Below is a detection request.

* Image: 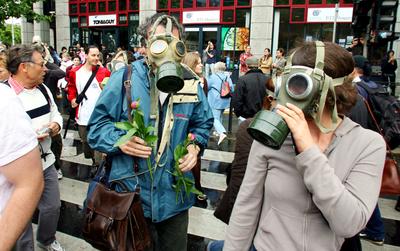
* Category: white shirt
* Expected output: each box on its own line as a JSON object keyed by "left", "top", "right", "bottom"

{"left": 75, "top": 67, "right": 102, "bottom": 125}
{"left": 0, "top": 85, "right": 38, "bottom": 215}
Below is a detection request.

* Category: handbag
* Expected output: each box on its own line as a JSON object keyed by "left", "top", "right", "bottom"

{"left": 82, "top": 65, "right": 151, "bottom": 250}
{"left": 364, "top": 98, "right": 400, "bottom": 195}
{"left": 216, "top": 74, "right": 231, "bottom": 98}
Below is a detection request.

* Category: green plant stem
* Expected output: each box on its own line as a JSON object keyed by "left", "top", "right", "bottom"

{"left": 147, "top": 157, "right": 153, "bottom": 180}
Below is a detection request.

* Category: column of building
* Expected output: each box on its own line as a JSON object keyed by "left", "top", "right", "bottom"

{"left": 55, "top": 0, "right": 71, "bottom": 51}
{"left": 140, "top": 0, "right": 157, "bottom": 26}
{"left": 249, "top": 0, "right": 274, "bottom": 58}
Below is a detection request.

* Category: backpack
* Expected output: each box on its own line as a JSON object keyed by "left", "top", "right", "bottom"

{"left": 216, "top": 74, "right": 231, "bottom": 99}
{"left": 358, "top": 81, "right": 400, "bottom": 149}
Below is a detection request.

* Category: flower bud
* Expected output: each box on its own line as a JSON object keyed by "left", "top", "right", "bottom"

{"left": 188, "top": 133, "right": 195, "bottom": 141}
{"left": 131, "top": 101, "right": 139, "bottom": 109}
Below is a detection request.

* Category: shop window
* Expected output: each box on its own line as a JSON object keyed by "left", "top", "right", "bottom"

{"left": 343, "top": 0, "right": 353, "bottom": 3}
{"left": 99, "top": 2, "right": 106, "bottom": 12}
{"left": 326, "top": 0, "right": 338, "bottom": 3}
{"left": 170, "top": 12, "right": 180, "bottom": 22}
{"left": 308, "top": 0, "right": 322, "bottom": 4}
{"left": 171, "top": 0, "right": 180, "bottom": 8}
{"left": 70, "top": 4, "right": 78, "bottom": 14}
{"left": 71, "top": 17, "right": 79, "bottom": 23}
{"left": 89, "top": 2, "right": 96, "bottom": 12}
{"left": 275, "top": 0, "right": 289, "bottom": 5}
{"left": 222, "top": 9, "right": 234, "bottom": 23}
{"left": 119, "top": 14, "right": 127, "bottom": 24}
{"left": 196, "top": 0, "right": 206, "bottom": 7}
{"left": 119, "top": 0, "right": 126, "bottom": 10}
{"left": 80, "top": 16, "right": 87, "bottom": 26}
{"left": 292, "top": 0, "right": 305, "bottom": 4}
{"left": 291, "top": 8, "right": 305, "bottom": 22}
{"left": 184, "top": 0, "right": 193, "bottom": 8}
{"left": 158, "top": 0, "right": 168, "bottom": 9}
{"left": 236, "top": 9, "right": 249, "bottom": 27}
{"left": 129, "top": 0, "right": 139, "bottom": 10}
{"left": 237, "top": 0, "right": 250, "bottom": 6}
{"left": 210, "top": 0, "right": 220, "bottom": 7}
{"left": 223, "top": 0, "right": 234, "bottom": 6}
{"left": 129, "top": 13, "right": 139, "bottom": 21}
{"left": 80, "top": 3, "right": 87, "bottom": 13}
{"left": 108, "top": 1, "right": 116, "bottom": 11}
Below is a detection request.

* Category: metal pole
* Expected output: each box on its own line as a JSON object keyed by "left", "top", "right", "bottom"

{"left": 11, "top": 17, "right": 15, "bottom": 46}
{"left": 332, "top": 3, "right": 339, "bottom": 43}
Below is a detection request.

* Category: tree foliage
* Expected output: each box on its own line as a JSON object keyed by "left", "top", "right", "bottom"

{"left": 0, "top": 24, "right": 21, "bottom": 45}
{"left": 0, "top": 0, "right": 50, "bottom": 28}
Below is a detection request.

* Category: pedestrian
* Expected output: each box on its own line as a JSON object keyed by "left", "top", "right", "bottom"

{"left": 87, "top": 13, "right": 213, "bottom": 251}
{"left": 223, "top": 42, "right": 386, "bottom": 251}
{"left": 8, "top": 44, "right": 65, "bottom": 251}
{"left": 381, "top": 50, "right": 397, "bottom": 94}
{"left": 232, "top": 56, "right": 268, "bottom": 123}
{"left": 67, "top": 45, "right": 110, "bottom": 167}
{"left": 239, "top": 45, "right": 253, "bottom": 76}
{"left": 0, "top": 59, "right": 44, "bottom": 251}
{"left": 204, "top": 41, "right": 217, "bottom": 79}
{"left": 207, "top": 62, "right": 234, "bottom": 145}
{"left": 272, "top": 48, "right": 286, "bottom": 94}
{"left": 259, "top": 48, "right": 273, "bottom": 77}
{"left": 182, "top": 51, "right": 208, "bottom": 94}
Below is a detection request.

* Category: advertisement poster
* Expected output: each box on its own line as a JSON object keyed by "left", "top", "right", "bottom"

{"left": 221, "top": 27, "right": 250, "bottom": 51}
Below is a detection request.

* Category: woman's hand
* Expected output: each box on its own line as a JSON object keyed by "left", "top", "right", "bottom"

{"left": 276, "top": 103, "right": 314, "bottom": 152}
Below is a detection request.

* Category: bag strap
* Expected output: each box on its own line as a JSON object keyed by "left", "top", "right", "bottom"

{"left": 123, "top": 65, "right": 133, "bottom": 122}
{"left": 80, "top": 65, "right": 100, "bottom": 101}
{"left": 362, "top": 97, "right": 394, "bottom": 158}
{"left": 37, "top": 84, "right": 52, "bottom": 106}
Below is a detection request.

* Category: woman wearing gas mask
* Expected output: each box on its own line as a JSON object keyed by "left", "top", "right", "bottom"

{"left": 223, "top": 42, "right": 386, "bottom": 251}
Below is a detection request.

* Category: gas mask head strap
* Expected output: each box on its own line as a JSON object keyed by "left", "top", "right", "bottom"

{"left": 312, "top": 41, "right": 345, "bottom": 133}
{"left": 149, "top": 15, "right": 176, "bottom": 38}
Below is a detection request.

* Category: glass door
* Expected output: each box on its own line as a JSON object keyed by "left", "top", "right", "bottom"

{"left": 184, "top": 27, "right": 200, "bottom": 53}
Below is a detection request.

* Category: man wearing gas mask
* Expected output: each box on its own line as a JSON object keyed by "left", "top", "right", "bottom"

{"left": 223, "top": 42, "right": 386, "bottom": 251}
{"left": 87, "top": 13, "right": 213, "bottom": 251}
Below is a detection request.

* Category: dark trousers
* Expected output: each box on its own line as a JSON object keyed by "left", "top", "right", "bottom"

{"left": 363, "top": 205, "right": 385, "bottom": 239}
{"left": 340, "top": 235, "right": 361, "bottom": 251}
{"left": 145, "top": 211, "right": 188, "bottom": 251}
{"left": 50, "top": 134, "right": 63, "bottom": 170}
{"left": 78, "top": 125, "right": 102, "bottom": 165}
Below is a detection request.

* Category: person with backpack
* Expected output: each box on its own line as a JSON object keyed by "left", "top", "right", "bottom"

{"left": 207, "top": 62, "right": 234, "bottom": 145}
{"left": 7, "top": 44, "right": 65, "bottom": 251}
{"left": 351, "top": 55, "right": 386, "bottom": 246}
{"left": 67, "top": 45, "right": 110, "bottom": 167}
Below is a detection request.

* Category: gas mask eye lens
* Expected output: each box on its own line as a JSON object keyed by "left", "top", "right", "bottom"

{"left": 286, "top": 73, "right": 313, "bottom": 100}
{"left": 150, "top": 40, "right": 168, "bottom": 55}
{"left": 175, "top": 41, "right": 186, "bottom": 57}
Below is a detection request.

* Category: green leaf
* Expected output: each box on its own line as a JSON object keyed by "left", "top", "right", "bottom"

{"left": 114, "top": 121, "right": 133, "bottom": 131}
{"left": 146, "top": 126, "right": 155, "bottom": 134}
{"left": 145, "top": 135, "right": 158, "bottom": 144}
{"left": 134, "top": 111, "right": 145, "bottom": 130}
{"left": 113, "top": 128, "right": 137, "bottom": 147}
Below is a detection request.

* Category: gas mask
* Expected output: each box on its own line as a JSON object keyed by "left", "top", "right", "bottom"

{"left": 107, "top": 51, "right": 128, "bottom": 72}
{"left": 147, "top": 15, "right": 186, "bottom": 93}
{"left": 247, "top": 41, "right": 346, "bottom": 149}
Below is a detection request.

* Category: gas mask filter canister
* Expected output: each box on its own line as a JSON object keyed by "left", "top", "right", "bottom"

{"left": 247, "top": 41, "right": 346, "bottom": 149}
{"left": 147, "top": 15, "right": 186, "bottom": 93}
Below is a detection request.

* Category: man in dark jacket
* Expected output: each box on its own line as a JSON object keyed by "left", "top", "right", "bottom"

{"left": 232, "top": 56, "right": 267, "bottom": 121}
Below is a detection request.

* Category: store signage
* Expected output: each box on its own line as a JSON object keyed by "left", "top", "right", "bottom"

{"left": 307, "top": 8, "right": 353, "bottom": 23}
{"left": 89, "top": 15, "right": 117, "bottom": 26}
{"left": 182, "top": 11, "right": 220, "bottom": 24}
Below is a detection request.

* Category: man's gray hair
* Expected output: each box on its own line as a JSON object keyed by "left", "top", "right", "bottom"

{"left": 214, "top": 62, "right": 226, "bottom": 73}
{"left": 8, "top": 44, "right": 41, "bottom": 75}
{"left": 137, "top": 13, "right": 183, "bottom": 41}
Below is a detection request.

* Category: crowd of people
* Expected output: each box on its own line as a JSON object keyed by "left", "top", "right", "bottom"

{"left": 0, "top": 12, "right": 398, "bottom": 251}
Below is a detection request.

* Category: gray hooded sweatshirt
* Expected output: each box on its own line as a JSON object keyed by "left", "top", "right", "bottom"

{"left": 224, "top": 117, "right": 386, "bottom": 251}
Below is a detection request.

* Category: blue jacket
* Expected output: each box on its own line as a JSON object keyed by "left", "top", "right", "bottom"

{"left": 207, "top": 72, "right": 234, "bottom": 110}
{"left": 87, "top": 60, "right": 214, "bottom": 222}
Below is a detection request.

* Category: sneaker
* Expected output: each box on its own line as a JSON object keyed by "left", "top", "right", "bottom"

{"left": 359, "top": 233, "right": 384, "bottom": 246}
{"left": 37, "top": 240, "right": 65, "bottom": 251}
{"left": 57, "top": 169, "right": 63, "bottom": 180}
{"left": 218, "top": 133, "right": 227, "bottom": 145}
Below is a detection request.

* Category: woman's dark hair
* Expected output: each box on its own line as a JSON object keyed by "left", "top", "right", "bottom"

{"left": 291, "top": 42, "right": 357, "bottom": 115}
{"left": 264, "top": 48, "right": 271, "bottom": 59}
{"left": 277, "top": 48, "right": 285, "bottom": 56}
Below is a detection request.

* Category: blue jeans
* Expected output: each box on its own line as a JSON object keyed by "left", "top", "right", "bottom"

{"left": 363, "top": 205, "right": 385, "bottom": 240}
{"left": 211, "top": 108, "right": 226, "bottom": 135}
{"left": 208, "top": 240, "right": 257, "bottom": 251}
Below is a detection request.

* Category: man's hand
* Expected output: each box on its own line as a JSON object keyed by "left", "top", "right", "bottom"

{"left": 179, "top": 144, "right": 200, "bottom": 173}
{"left": 47, "top": 122, "right": 61, "bottom": 136}
{"left": 119, "top": 136, "right": 152, "bottom": 158}
{"left": 71, "top": 98, "right": 78, "bottom": 108}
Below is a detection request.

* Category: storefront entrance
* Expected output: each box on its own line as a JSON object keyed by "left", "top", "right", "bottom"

{"left": 184, "top": 26, "right": 220, "bottom": 61}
